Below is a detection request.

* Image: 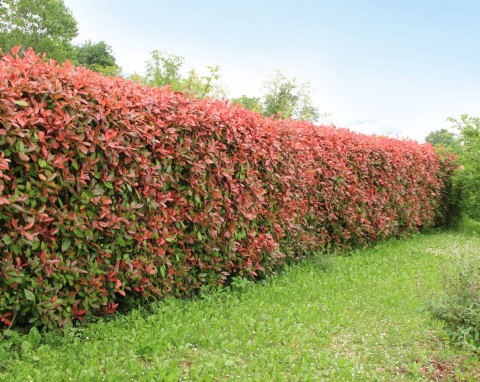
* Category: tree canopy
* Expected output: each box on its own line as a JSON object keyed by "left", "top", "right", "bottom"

{"left": 425, "top": 128, "right": 458, "bottom": 151}
{"left": 144, "top": 50, "right": 184, "bottom": 89}
{"left": 427, "top": 116, "right": 480, "bottom": 222}
{"left": 447, "top": 115, "right": 480, "bottom": 220}
{"left": 231, "top": 95, "right": 264, "bottom": 114}
{"left": 262, "top": 70, "right": 319, "bottom": 123}
{"left": 0, "top": 0, "right": 78, "bottom": 62}
{"left": 75, "top": 40, "right": 120, "bottom": 76}
{"left": 136, "top": 50, "right": 222, "bottom": 98}
{"left": 231, "top": 70, "right": 321, "bottom": 123}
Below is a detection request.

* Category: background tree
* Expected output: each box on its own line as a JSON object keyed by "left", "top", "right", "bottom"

{"left": 75, "top": 40, "right": 121, "bottom": 76}
{"left": 425, "top": 128, "right": 459, "bottom": 151}
{"left": 144, "top": 50, "right": 184, "bottom": 89}
{"left": 181, "top": 66, "right": 222, "bottom": 98}
{"left": 231, "top": 95, "right": 264, "bottom": 114}
{"left": 140, "top": 50, "right": 222, "bottom": 98}
{"left": 230, "top": 70, "right": 322, "bottom": 123}
{"left": 0, "top": 0, "right": 78, "bottom": 62}
{"left": 262, "top": 70, "right": 319, "bottom": 122}
{"left": 447, "top": 115, "right": 480, "bottom": 221}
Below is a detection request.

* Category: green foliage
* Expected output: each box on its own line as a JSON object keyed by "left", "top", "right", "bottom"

{"left": 428, "top": 229, "right": 480, "bottom": 352}
{"left": 443, "top": 179, "right": 463, "bottom": 229}
{"left": 458, "top": 215, "right": 480, "bottom": 235}
{"left": 263, "top": 70, "right": 319, "bottom": 122}
{"left": 144, "top": 49, "right": 184, "bottom": 88}
{"left": 0, "top": 0, "right": 78, "bottom": 62}
{"left": 448, "top": 115, "right": 480, "bottom": 221}
{"left": 231, "top": 95, "right": 264, "bottom": 114}
{"left": 425, "top": 116, "right": 480, "bottom": 223}
{"left": 181, "top": 66, "right": 221, "bottom": 98}
{"left": 141, "top": 50, "right": 222, "bottom": 98}
{"left": 425, "top": 128, "right": 459, "bottom": 151}
{"left": 75, "top": 40, "right": 120, "bottom": 76}
{"left": 1, "top": 232, "right": 479, "bottom": 380}
{"left": 128, "top": 72, "right": 145, "bottom": 84}
{"left": 231, "top": 70, "right": 321, "bottom": 123}
{"left": 89, "top": 64, "right": 121, "bottom": 77}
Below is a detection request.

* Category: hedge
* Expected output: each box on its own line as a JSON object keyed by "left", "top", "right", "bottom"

{"left": 0, "top": 48, "right": 454, "bottom": 328}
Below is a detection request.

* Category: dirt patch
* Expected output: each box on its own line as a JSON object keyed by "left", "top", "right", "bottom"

{"left": 420, "top": 358, "right": 458, "bottom": 381}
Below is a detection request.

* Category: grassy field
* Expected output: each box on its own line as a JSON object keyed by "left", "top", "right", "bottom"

{"left": 1, "top": 229, "right": 479, "bottom": 381}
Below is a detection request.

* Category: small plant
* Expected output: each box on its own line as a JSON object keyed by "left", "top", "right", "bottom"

{"left": 229, "top": 276, "right": 254, "bottom": 293}
{"left": 309, "top": 253, "right": 333, "bottom": 271}
{"left": 429, "top": 253, "right": 480, "bottom": 352}
{"left": 198, "top": 283, "right": 223, "bottom": 301}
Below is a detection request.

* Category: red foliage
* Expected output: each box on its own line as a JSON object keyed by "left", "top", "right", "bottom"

{"left": 0, "top": 48, "right": 454, "bottom": 328}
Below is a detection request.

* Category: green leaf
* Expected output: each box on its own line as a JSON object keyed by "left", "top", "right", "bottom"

{"left": 28, "top": 327, "right": 41, "bottom": 348}
{"left": 17, "top": 141, "right": 25, "bottom": 153}
{"left": 2, "top": 234, "right": 12, "bottom": 245}
{"left": 236, "top": 230, "right": 246, "bottom": 240}
{"left": 24, "top": 289, "right": 36, "bottom": 302}
{"left": 15, "top": 100, "right": 28, "bottom": 107}
{"left": 61, "top": 239, "right": 72, "bottom": 252}
{"left": 38, "top": 159, "right": 47, "bottom": 168}
{"left": 103, "top": 181, "right": 113, "bottom": 189}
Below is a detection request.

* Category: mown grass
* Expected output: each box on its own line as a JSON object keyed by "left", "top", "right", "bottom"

{"left": 1, "top": 230, "right": 479, "bottom": 381}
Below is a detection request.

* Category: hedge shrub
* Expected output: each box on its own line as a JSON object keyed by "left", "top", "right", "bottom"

{"left": 0, "top": 48, "right": 454, "bottom": 328}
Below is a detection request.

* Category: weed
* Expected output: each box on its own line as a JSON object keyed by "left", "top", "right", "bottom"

{"left": 428, "top": 235, "right": 480, "bottom": 352}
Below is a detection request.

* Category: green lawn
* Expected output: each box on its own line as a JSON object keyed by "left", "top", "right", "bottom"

{"left": 1, "top": 230, "right": 479, "bottom": 381}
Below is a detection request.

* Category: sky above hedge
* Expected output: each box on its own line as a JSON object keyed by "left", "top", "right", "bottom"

{"left": 64, "top": 0, "right": 480, "bottom": 142}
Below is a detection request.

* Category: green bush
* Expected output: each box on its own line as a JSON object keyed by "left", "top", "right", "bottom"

{"left": 429, "top": 250, "right": 480, "bottom": 352}
{"left": 448, "top": 115, "right": 480, "bottom": 222}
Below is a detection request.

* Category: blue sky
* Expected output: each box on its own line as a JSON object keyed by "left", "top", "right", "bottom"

{"left": 64, "top": 0, "right": 480, "bottom": 141}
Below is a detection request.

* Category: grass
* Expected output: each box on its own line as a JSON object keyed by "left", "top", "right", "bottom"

{"left": 1, "top": 230, "right": 479, "bottom": 381}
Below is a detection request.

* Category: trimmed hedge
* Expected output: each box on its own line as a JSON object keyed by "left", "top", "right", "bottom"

{"left": 0, "top": 48, "right": 454, "bottom": 328}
